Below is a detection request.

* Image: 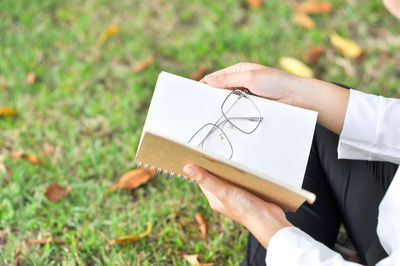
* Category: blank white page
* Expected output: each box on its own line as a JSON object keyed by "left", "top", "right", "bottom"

{"left": 140, "top": 71, "right": 317, "bottom": 188}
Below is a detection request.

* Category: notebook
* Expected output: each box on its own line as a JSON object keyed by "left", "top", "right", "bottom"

{"left": 135, "top": 71, "right": 318, "bottom": 211}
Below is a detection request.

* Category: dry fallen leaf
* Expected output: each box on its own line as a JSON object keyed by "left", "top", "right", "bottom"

{"left": 191, "top": 65, "right": 207, "bottom": 81}
{"left": 279, "top": 57, "right": 314, "bottom": 78}
{"left": 106, "top": 221, "right": 152, "bottom": 247}
{"left": 27, "top": 72, "right": 36, "bottom": 85}
{"left": 10, "top": 152, "right": 42, "bottom": 165}
{"left": 329, "top": 32, "right": 364, "bottom": 59}
{"left": 294, "top": 12, "right": 315, "bottom": 29}
{"left": 28, "top": 237, "right": 64, "bottom": 244}
{"left": 110, "top": 168, "right": 155, "bottom": 191}
{"left": 0, "top": 155, "right": 12, "bottom": 178}
{"left": 296, "top": 1, "right": 332, "bottom": 14}
{"left": 98, "top": 24, "right": 121, "bottom": 45}
{"left": 104, "top": 24, "right": 120, "bottom": 37}
{"left": 183, "top": 254, "right": 213, "bottom": 266}
{"left": 0, "top": 230, "right": 7, "bottom": 247}
{"left": 0, "top": 107, "right": 17, "bottom": 116}
{"left": 0, "top": 161, "right": 7, "bottom": 174}
{"left": 247, "top": 0, "right": 262, "bottom": 8}
{"left": 194, "top": 213, "right": 208, "bottom": 238}
{"left": 134, "top": 56, "right": 155, "bottom": 73}
{"left": 306, "top": 47, "right": 324, "bottom": 64}
{"left": 44, "top": 184, "right": 72, "bottom": 203}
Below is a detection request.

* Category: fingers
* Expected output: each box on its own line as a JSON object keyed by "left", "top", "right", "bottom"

{"left": 183, "top": 164, "right": 239, "bottom": 213}
{"left": 199, "top": 62, "right": 264, "bottom": 83}
{"left": 208, "top": 62, "right": 264, "bottom": 77}
{"left": 203, "top": 70, "right": 256, "bottom": 89}
{"left": 183, "top": 164, "right": 232, "bottom": 194}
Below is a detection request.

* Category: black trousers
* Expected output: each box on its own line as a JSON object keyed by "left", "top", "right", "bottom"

{"left": 241, "top": 124, "right": 398, "bottom": 266}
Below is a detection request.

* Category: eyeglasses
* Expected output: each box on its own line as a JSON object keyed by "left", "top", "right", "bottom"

{"left": 188, "top": 89, "right": 263, "bottom": 159}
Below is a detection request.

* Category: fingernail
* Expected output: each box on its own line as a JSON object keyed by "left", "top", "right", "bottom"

{"left": 183, "top": 164, "right": 196, "bottom": 177}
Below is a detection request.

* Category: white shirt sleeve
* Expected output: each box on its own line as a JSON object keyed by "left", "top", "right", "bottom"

{"left": 338, "top": 89, "right": 400, "bottom": 163}
{"left": 266, "top": 89, "right": 400, "bottom": 266}
{"left": 267, "top": 226, "right": 359, "bottom": 266}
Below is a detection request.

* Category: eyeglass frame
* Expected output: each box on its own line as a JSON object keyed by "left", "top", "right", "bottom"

{"left": 187, "top": 89, "right": 264, "bottom": 159}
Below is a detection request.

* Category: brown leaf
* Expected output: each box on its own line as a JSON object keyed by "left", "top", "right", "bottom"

{"left": 27, "top": 72, "right": 36, "bottom": 85}
{"left": 306, "top": 47, "right": 324, "bottom": 64}
{"left": 0, "top": 159, "right": 12, "bottom": 178}
{"left": 329, "top": 32, "right": 364, "bottom": 59}
{"left": 28, "top": 237, "right": 64, "bottom": 244}
{"left": 183, "top": 254, "right": 213, "bottom": 266}
{"left": 194, "top": 213, "right": 208, "bottom": 238}
{"left": 42, "top": 142, "right": 55, "bottom": 156}
{"left": 110, "top": 168, "right": 155, "bottom": 191}
{"left": 134, "top": 56, "right": 155, "bottom": 73}
{"left": 296, "top": 1, "right": 332, "bottom": 14}
{"left": 106, "top": 221, "right": 152, "bottom": 247}
{"left": 294, "top": 12, "right": 315, "bottom": 29}
{"left": 247, "top": 0, "right": 262, "bottom": 8}
{"left": 191, "top": 65, "right": 207, "bottom": 81}
{"left": 44, "top": 184, "right": 72, "bottom": 203}
{"left": 0, "top": 107, "right": 17, "bottom": 116}
{"left": 0, "top": 154, "right": 11, "bottom": 178}
{"left": 10, "top": 152, "right": 42, "bottom": 165}
{"left": 0, "top": 230, "right": 7, "bottom": 247}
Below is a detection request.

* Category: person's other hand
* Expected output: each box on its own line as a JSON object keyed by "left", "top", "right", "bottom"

{"left": 183, "top": 163, "right": 292, "bottom": 249}
{"left": 200, "top": 62, "right": 302, "bottom": 105}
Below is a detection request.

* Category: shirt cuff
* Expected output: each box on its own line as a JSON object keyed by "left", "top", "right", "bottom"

{"left": 338, "top": 89, "right": 382, "bottom": 161}
{"left": 266, "top": 226, "right": 354, "bottom": 265}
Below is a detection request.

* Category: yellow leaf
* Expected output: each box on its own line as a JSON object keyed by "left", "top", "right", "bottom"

{"left": 106, "top": 221, "right": 152, "bottom": 247}
{"left": 329, "top": 32, "right": 364, "bottom": 59}
{"left": 294, "top": 12, "right": 315, "bottom": 29}
{"left": 279, "top": 57, "right": 314, "bottom": 78}
{"left": 183, "top": 254, "right": 213, "bottom": 266}
{"left": 105, "top": 24, "right": 120, "bottom": 37}
{"left": 98, "top": 24, "right": 121, "bottom": 45}
{"left": 0, "top": 107, "right": 17, "bottom": 116}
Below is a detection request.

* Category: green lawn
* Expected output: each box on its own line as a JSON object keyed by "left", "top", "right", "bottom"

{"left": 1, "top": 0, "right": 399, "bottom": 264}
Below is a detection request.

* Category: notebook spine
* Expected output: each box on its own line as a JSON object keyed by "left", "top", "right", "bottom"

{"left": 136, "top": 161, "right": 192, "bottom": 182}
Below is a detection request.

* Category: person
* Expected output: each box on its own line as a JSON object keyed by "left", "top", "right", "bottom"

{"left": 182, "top": 1, "right": 400, "bottom": 265}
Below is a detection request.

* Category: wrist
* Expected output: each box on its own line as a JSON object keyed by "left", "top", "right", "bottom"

{"left": 243, "top": 201, "right": 292, "bottom": 249}
{"left": 285, "top": 75, "right": 313, "bottom": 108}
{"left": 285, "top": 75, "right": 350, "bottom": 134}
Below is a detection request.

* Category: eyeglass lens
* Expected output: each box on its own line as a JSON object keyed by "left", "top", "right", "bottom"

{"left": 221, "top": 90, "right": 261, "bottom": 134}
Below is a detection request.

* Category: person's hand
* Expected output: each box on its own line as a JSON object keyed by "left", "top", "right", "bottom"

{"left": 183, "top": 164, "right": 292, "bottom": 249}
{"left": 200, "top": 62, "right": 303, "bottom": 105}
{"left": 201, "top": 62, "right": 350, "bottom": 135}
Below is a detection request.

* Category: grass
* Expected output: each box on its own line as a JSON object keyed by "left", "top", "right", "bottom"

{"left": 1, "top": 0, "right": 399, "bottom": 264}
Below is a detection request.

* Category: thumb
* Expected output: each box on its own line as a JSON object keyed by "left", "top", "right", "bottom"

{"left": 204, "top": 71, "right": 253, "bottom": 89}
{"left": 183, "top": 164, "right": 228, "bottom": 193}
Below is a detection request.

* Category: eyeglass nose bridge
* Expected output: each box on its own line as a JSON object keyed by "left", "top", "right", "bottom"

{"left": 187, "top": 122, "right": 234, "bottom": 159}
